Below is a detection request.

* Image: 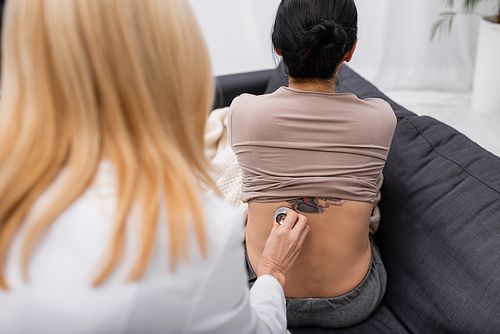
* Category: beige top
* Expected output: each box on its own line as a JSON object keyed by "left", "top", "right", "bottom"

{"left": 228, "top": 86, "right": 397, "bottom": 203}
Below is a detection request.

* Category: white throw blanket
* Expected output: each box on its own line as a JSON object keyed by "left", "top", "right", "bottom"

{"left": 203, "top": 107, "right": 382, "bottom": 234}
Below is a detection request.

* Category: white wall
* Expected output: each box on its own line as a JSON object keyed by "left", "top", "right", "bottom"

{"left": 188, "top": 0, "right": 497, "bottom": 92}
{"left": 352, "top": 0, "right": 484, "bottom": 92}
{"left": 187, "top": 0, "right": 281, "bottom": 76}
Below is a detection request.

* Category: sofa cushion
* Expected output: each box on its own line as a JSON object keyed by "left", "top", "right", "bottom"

{"left": 378, "top": 115, "right": 500, "bottom": 333}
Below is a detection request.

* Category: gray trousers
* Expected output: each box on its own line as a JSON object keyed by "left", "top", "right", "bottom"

{"left": 245, "top": 237, "right": 387, "bottom": 328}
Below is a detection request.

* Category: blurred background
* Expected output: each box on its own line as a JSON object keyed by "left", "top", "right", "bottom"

{"left": 188, "top": 0, "right": 500, "bottom": 156}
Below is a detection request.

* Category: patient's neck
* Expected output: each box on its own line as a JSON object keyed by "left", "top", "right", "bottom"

{"left": 288, "top": 76, "right": 336, "bottom": 94}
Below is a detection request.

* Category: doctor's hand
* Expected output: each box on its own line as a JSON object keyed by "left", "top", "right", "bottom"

{"left": 257, "top": 210, "right": 310, "bottom": 289}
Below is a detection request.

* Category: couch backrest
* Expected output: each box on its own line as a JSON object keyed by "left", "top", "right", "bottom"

{"left": 213, "top": 69, "right": 274, "bottom": 110}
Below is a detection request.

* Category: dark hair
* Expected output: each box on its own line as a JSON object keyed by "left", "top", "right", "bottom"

{"left": 272, "top": 0, "right": 358, "bottom": 80}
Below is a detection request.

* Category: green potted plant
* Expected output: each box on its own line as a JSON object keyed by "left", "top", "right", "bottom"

{"left": 431, "top": 0, "right": 500, "bottom": 114}
{"left": 431, "top": 0, "right": 500, "bottom": 40}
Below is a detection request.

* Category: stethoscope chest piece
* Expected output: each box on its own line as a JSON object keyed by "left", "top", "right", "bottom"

{"left": 274, "top": 207, "right": 290, "bottom": 225}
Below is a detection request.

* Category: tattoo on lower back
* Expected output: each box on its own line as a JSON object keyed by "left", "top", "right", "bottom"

{"left": 286, "top": 197, "right": 345, "bottom": 214}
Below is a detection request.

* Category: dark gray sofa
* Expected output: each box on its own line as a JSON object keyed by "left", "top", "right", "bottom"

{"left": 214, "top": 64, "right": 500, "bottom": 333}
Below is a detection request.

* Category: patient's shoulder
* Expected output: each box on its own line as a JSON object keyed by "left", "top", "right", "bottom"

{"left": 229, "top": 91, "right": 278, "bottom": 115}
{"left": 228, "top": 91, "right": 282, "bottom": 135}
{"left": 362, "top": 97, "right": 395, "bottom": 117}
{"left": 359, "top": 97, "right": 397, "bottom": 130}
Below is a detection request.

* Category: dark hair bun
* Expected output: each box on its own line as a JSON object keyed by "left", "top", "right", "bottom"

{"left": 301, "top": 20, "right": 348, "bottom": 62}
{"left": 271, "top": 0, "right": 358, "bottom": 80}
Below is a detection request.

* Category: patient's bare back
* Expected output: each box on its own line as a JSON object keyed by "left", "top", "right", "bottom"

{"left": 246, "top": 198, "right": 373, "bottom": 298}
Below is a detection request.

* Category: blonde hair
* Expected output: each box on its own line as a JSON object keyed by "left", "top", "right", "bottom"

{"left": 0, "top": 0, "right": 214, "bottom": 289}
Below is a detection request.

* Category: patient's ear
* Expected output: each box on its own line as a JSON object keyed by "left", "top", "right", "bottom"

{"left": 343, "top": 39, "right": 357, "bottom": 62}
{"left": 274, "top": 47, "right": 282, "bottom": 56}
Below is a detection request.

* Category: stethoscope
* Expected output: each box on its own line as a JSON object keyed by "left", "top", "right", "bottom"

{"left": 274, "top": 207, "right": 291, "bottom": 225}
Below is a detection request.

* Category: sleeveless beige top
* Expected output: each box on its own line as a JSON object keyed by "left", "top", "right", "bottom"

{"left": 228, "top": 87, "right": 397, "bottom": 203}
